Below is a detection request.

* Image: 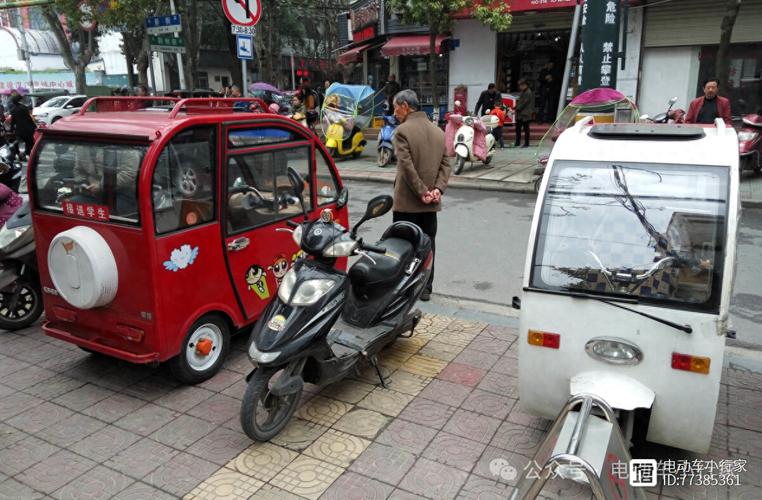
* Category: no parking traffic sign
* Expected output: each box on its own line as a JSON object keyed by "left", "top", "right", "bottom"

{"left": 222, "top": 0, "right": 261, "bottom": 27}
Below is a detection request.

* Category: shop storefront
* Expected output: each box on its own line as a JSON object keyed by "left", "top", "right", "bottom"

{"left": 337, "top": 0, "right": 449, "bottom": 116}
{"left": 638, "top": 0, "right": 762, "bottom": 118}
{"left": 449, "top": 1, "right": 575, "bottom": 118}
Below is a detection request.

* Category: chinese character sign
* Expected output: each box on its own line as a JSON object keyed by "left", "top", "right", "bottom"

{"left": 580, "top": 0, "right": 621, "bottom": 92}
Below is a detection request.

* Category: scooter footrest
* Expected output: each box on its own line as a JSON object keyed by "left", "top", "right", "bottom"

{"left": 330, "top": 343, "right": 358, "bottom": 358}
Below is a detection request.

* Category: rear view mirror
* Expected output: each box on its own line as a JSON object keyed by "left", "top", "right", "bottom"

{"left": 364, "top": 195, "right": 393, "bottom": 220}
{"left": 287, "top": 167, "right": 305, "bottom": 196}
{"left": 351, "top": 194, "right": 393, "bottom": 237}
{"left": 669, "top": 97, "right": 678, "bottom": 105}
{"left": 336, "top": 187, "right": 349, "bottom": 209}
{"left": 286, "top": 166, "right": 307, "bottom": 219}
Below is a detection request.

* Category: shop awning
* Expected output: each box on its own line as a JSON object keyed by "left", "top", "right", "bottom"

{"left": 337, "top": 43, "right": 372, "bottom": 65}
{"left": 380, "top": 35, "right": 449, "bottom": 57}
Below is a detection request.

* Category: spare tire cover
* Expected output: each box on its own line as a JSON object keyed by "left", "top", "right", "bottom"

{"left": 47, "top": 226, "right": 118, "bottom": 309}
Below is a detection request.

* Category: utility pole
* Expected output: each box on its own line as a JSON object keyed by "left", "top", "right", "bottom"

{"left": 169, "top": 0, "right": 187, "bottom": 89}
{"left": 15, "top": 8, "right": 35, "bottom": 92}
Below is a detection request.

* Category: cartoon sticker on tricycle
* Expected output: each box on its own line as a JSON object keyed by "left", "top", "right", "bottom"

{"left": 245, "top": 265, "right": 270, "bottom": 299}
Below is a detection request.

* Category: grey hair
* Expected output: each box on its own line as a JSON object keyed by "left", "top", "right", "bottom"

{"left": 393, "top": 89, "right": 419, "bottom": 111}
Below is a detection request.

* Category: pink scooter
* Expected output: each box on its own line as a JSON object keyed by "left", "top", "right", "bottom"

{"left": 739, "top": 113, "right": 762, "bottom": 174}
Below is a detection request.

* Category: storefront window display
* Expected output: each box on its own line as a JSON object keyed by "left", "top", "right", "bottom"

{"left": 399, "top": 54, "right": 449, "bottom": 115}
{"left": 497, "top": 30, "right": 571, "bottom": 122}
{"left": 697, "top": 43, "right": 762, "bottom": 116}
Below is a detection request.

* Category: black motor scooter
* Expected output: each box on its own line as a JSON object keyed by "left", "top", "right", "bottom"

{"left": 240, "top": 169, "right": 432, "bottom": 441}
{"left": 0, "top": 200, "right": 41, "bottom": 330}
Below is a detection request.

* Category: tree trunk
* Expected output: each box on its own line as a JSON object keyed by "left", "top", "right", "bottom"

{"left": 717, "top": 0, "right": 742, "bottom": 94}
{"left": 124, "top": 47, "right": 136, "bottom": 88}
{"left": 429, "top": 30, "right": 438, "bottom": 122}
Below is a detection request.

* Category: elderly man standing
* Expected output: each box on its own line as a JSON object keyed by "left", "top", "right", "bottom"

{"left": 392, "top": 89, "right": 451, "bottom": 301}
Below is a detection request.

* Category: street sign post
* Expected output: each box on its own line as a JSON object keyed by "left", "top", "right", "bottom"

{"left": 223, "top": 0, "right": 262, "bottom": 98}
{"left": 145, "top": 15, "right": 182, "bottom": 35}
{"left": 149, "top": 35, "right": 186, "bottom": 54}
{"left": 222, "top": 0, "right": 262, "bottom": 26}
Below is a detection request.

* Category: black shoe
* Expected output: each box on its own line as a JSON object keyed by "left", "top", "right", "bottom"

{"left": 420, "top": 290, "right": 431, "bottom": 302}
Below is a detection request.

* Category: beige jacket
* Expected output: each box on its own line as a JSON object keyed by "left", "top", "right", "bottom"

{"left": 392, "top": 111, "right": 451, "bottom": 213}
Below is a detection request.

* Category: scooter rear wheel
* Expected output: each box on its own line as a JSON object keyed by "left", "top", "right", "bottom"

{"left": 240, "top": 367, "right": 302, "bottom": 441}
{"left": 454, "top": 155, "right": 466, "bottom": 175}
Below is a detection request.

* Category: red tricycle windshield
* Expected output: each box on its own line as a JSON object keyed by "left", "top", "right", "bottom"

{"left": 34, "top": 139, "right": 147, "bottom": 224}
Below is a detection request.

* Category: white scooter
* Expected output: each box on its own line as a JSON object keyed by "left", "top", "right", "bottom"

{"left": 448, "top": 113, "right": 498, "bottom": 175}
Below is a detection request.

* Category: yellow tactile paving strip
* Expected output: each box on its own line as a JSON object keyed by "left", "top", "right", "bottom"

{"left": 184, "top": 315, "right": 486, "bottom": 500}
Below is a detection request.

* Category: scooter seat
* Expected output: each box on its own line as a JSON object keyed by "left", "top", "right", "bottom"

{"left": 349, "top": 237, "right": 414, "bottom": 290}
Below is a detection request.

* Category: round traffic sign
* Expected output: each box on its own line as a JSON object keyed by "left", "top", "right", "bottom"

{"left": 222, "top": 0, "right": 261, "bottom": 27}
{"left": 79, "top": 1, "right": 96, "bottom": 32}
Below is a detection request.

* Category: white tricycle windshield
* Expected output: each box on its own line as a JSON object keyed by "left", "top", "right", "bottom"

{"left": 531, "top": 160, "right": 729, "bottom": 313}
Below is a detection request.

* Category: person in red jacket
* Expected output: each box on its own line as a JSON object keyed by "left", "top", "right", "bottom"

{"left": 685, "top": 78, "right": 732, "bottom": 125}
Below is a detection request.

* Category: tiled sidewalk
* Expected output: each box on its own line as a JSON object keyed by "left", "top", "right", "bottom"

{"left": 0, "top": 316, "right": 761, "bottom": 499}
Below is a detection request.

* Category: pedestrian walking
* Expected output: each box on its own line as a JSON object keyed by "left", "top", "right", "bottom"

{"left": 391, "top": 89, "right": 451, "bottom": 301}
{"left": 685, "top": 78, "right": 732, "bottom": 125}
{"left": 489, "top": 104, "right": 506, "bottom": 148}
{"left": 7, "top": 93, "right": 35, "bottom": 156}
{"left": 475, "top": 83, "right": 501, "bottom": 116}
{"left": 514, "top": 79, "right": 534, "bottom": 148}
{"left": 384, "top": 75, "right": 401, "bottom": 115}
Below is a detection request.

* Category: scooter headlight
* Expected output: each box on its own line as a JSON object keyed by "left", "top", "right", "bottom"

{"left": 464, "top": 117, "right": 474, "bottom": 127}
{"left": 585, "top": 337, "right": 643, "bottom": 365}
{"left": 292, "top": 225, "right": 303, "bottom": 246}
{"left": 277, "top": 269, "right": 335, "bottom": 306}
{"left": 323, "top": 238, "right": 358, "bottom": 258}
{"left": 248, "top": 341, "right": 281, "bottom": 363}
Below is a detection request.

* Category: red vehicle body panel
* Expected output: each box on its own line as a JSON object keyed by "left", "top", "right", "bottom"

{"left": 29, "top": 100, "right": 348, "bottom": 364}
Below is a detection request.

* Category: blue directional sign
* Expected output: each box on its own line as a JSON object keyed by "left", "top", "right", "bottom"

{"left": 237, "top": 34, "right": 253, "bottom": 60}
{"left": 145, "top": 15, "right": 182, "bottom": 35}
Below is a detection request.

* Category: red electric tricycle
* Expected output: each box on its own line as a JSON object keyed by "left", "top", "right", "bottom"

{"left": 28, "top": 97, "right": 349, "bottom": 383}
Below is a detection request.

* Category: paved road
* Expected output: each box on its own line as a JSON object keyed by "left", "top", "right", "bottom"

{"left": 346, "top": 180, "right": 762, "bottom": 347}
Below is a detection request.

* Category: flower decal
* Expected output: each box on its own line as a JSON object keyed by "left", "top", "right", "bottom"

{"left": 163, "top": 244, "right": 199, "bottom": 272}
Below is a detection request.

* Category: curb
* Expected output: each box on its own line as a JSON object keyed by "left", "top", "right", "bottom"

{"left": 340, "top": 171, "right": 538, "bottom": 194}
{"left": 341, "top": 170, "right": 762, "bottom": 205}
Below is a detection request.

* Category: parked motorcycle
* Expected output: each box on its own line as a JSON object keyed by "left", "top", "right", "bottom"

{"left": 0, "top": 200, "right": 41, "bottom": 330}
{"left": 377, "top": 114, "right": 398, "bottom": 167}
{"left": 643, "top": 97, "right": 686, "bottom": 124}
{"left": 447, "top": 114, "right": 497, "bottom": 175}
{"left": 239, "top": 169, "right": 431, "bottom": 441}
{"left": 738, "top": 113, "right": 762, "bottom": 175}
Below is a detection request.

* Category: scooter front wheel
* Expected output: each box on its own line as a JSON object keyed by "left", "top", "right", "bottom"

{"left": 0, "top": 275, "right": 43, "bottom": 331}
{"left": 240, "top": 367, "right": 303, "bottom": 442}
{"left": 454, "top": 155, "right": 467, "bottom": 175}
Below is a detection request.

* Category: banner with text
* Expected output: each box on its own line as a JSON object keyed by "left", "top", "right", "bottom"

{"left": 579, "top": 0, "right": 621, "bottom": 92}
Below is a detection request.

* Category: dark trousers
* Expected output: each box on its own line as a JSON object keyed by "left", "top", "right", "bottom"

{"left": 393, "top": 211, "right": 437, "bottom": 293}
{"left": 515, "top": 120, "right": 530, "bottom": 146}
{"left": 492, "top": 126, "right": 504, "bottom": 148}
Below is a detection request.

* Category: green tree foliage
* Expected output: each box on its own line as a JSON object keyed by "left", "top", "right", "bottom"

{"left": 389, "top": 0, "right": 512, "bottom": 118}
{"left": 41, "top": 0, "right": 101, "bottom": 93}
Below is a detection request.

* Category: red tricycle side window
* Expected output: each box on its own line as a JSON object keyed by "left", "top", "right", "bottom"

{"left": 34, "top": 139, "right": 147, "bottom": 224}
{"left": 315, "top": 150, "right": 340, "bottom": 206}
{"left": 153, "top": 126, "right": 216, "bottom": 234}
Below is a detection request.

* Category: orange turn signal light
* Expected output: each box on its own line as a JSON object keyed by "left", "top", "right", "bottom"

{"left": 671, "top": 352, "right": 711, "bottom": 375}
{"left": 528, "top": 330, "right": 560, "bottom": 349}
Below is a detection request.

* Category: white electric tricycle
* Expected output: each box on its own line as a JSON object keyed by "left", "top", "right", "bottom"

{"left": 512, "top": 117, "right": 739, "bottom": 498}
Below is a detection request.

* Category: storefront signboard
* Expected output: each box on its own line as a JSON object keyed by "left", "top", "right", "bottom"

{"left": 579, "top": 0, "right": 621, "bottom": 91}
{"left": 353, "top": 25, "right": 376, "bottom": 43}
{"left": 510, "top": 0, "right": 577, "bottom": 12}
